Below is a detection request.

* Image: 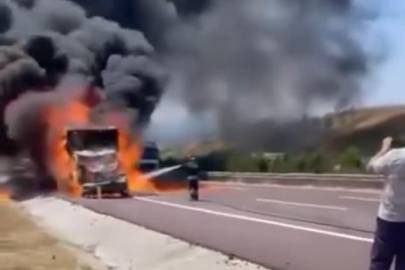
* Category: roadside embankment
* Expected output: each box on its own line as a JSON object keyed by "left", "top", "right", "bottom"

{"left": 21, "top": 197, "right": 269, "bottom": 270}
{"left": 0, "top": 201, "right": 96, "bottom": 270}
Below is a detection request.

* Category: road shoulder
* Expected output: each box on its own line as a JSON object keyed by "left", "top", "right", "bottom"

{"left": 21, "top": 197, "right": 269, "bottom": 270}
{"left": 0, "top": 201, "right": 98, "bottom": 270}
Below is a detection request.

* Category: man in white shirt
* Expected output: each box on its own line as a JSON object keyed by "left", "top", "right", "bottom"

{"left": 367, "top": 137, "right": 405, "bottom": 270}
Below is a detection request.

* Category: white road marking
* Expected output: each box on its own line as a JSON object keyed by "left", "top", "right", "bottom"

{"left": 256, "top": 198, "right": 347, "bottom": 211}
{"left": 339, "top": 196, "right": 380, "bottom": 202}
{"left": 135, "top": 197, "right": 373, "bottom": 243}
{"left": 207, "top": 181, "right": 381, "bottom": 194}
{"left": 224, "top": 187, "right": 247, "bottom": 191}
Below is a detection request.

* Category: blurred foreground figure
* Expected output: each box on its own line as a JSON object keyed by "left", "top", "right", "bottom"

{"left": 184, "top": 156, "right": 200, "bottom": 201}
{"left": 367, "top": 137, "right": 405, "bottom": 270}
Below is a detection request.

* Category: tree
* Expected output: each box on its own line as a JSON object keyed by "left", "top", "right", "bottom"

{"left": 296, "top": 155, "right": 307, "bottom": 172}
{"left": 258, "top": 157, "right": 269, "bottom": 172}
{"left": 308, "top": 152, "right": 324, "bottom": 173}
{"left": 198, "top": 151, "right": 230, "bottom": 171}
{"left": 226, "top": 153, "right": 260, "bottom": 172}
{"left": 340, "top": 146, "right": 363, "bottom": 171}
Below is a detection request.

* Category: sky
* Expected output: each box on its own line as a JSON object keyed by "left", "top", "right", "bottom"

{"left": 365, "top": 0, "right": 405, "bottom": 106}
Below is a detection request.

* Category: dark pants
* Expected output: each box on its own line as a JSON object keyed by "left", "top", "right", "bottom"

{"left": 370, "top": 218, "right": 405, "bottom": 270}
{"left": 188, "top": 178, "right": 199, "bottom": 201}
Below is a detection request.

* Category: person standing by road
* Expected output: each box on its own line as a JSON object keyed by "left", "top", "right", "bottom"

{"left": 367, "top": 137, "right": 405, "bottom": 270}
{"left": 184, "top": 156, "right": 200, "bottom": 201}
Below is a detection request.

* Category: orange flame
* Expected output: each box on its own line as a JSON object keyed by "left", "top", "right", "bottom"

{"left": 44, "top": 92, "right": 186, "bottom": 197}
{"left": 0, "top": 189, "right": 11, "bottom": 203}
{"left": 104, "top": 111, "right": 157, "bottom": 192}
{"left": 45, "top": 100, "right": 90, "bottom": 197}
{"left": 118, "top": 131, "right": 150, "bottom": 192}
{"left": 102, "top": 111, "right": 186, "bottom": 193}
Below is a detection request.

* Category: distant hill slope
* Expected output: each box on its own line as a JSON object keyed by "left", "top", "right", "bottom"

{"left": 327, "top": 106, "right": 405, "bottom": 153}
{"left": 161, "top": 106, "right": 405, "bottom": 156}
{"left": 161, "top": 139, "right": 229, "bottom": 159}
{"left": 329, "top": 106, "right": 405, "bottom": 132}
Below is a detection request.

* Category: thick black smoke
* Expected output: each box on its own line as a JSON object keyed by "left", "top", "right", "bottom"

{"left": 65, "top": 0, "right": 375, "bottom": 150}
{"left": 0, "top": 45, "right": 45, "bottom": 154}
{"left": 162, "top": 0, "right": 372, "bottom": 149}
{"left": 13, "top": 0, "right": 34, "bottom": 9}
{"left": 102, "top": 54, "right": 165, "bottom": 125}
{"left": 66, "top": 0, "right": 211, "bottom": 49}
{"left": 0, "top": 0, "right": 377, "bottom": 157}
{"left": 0, "top": 46, "right": 44, "bottom": 99}
{"left": 0, "top": 2, "right": 12, "bottom": 33}
{"left": 0, "top": 0, "right": 167, "bottom": 193}
{"left": 0, "top": 0, "right": 166, "bottom": 150}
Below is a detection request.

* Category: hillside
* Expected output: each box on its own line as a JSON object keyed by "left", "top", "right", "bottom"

{"left": 161, "top": 139, "right": 229, "bottom": 159}
{"left": 161, "top": 106, "right": 405, "bottom": 157}
{"left": 326, "top": 106, "right": 405, "bottom": 153}
{"left": 328, "top": 106, "right": 405, "bottom": 132}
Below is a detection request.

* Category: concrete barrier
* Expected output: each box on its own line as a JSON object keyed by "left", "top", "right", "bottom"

{"left": 207, "top": 172, "right": 384, "bottom": 189}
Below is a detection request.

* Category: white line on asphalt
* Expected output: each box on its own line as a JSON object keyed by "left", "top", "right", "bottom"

{"left": 207, "top": 181, "right": 381, "bottom": 194}
{"left": 135, "top": 197, "right": 373, "bottom": 243}
{"left": 256, "top": 198, "right": 347, "bottom": 211}
{"left": 339, "top": 196, "right": 380, "bottom": 202}
{"left": 225, "top": 187, "right": 247, "bottom": 191}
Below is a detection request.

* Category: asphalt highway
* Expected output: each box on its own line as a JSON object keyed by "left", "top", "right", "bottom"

{"left": 74, "top": 181, "right": 382, "bottom": 270}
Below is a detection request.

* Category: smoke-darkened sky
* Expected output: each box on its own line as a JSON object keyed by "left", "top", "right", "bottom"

{"left": 148, "top": 0, "right": 377, "bottom": 148}
{"left": 0, "top": 0, "right": 381, "bottom": 151}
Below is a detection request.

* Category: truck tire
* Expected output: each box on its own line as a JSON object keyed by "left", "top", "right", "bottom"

{"left": 120, "top": 190, "right": 130, "bottom": 198}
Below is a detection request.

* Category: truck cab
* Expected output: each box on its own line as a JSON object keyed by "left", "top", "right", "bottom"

{"left": 138, "top": 141, "right": 160, "bottom": 173}
{"left": 66, "top": 126, "right": 129, "bottom": 197}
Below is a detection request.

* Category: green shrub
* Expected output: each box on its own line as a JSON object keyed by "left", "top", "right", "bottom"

{"left": 258, "top": 157, "right": 269, "bottom": 172}
{"left": 226, "top": 153, "right": 260, "bottom": 172}
{"left": 307, "top": 152, "right": 325, "bottom": 173}
{"left": 269, "top": 152, "right": 331, "bottom": 173}
{"left": 161, "top": 156, "right": 180, "bottom": 167}
{"left": 198, "top": 151, "right": 230, "bottom": 171}
{"left": 339, "top": 146, "right": 363, "bottom": 171}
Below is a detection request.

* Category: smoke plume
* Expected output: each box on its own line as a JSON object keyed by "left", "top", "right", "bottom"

{"left": 66, "top": 0, "right": 374, "bottom": 149}
{"left": 0, "top": 0, "right": 377, "bottom": 159}
{"left": 163, "top": 0, "right": 372, "bottom": 149}
{"left": 0, "top": 0, "right": 166, "bottom": 148}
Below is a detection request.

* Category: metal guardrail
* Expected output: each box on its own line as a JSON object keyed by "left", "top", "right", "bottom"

{"left": 207, "top": 172, "right": 384, "bottom": 189}
{"left": 208, "top": 172, "right": 382, "bottom": 180}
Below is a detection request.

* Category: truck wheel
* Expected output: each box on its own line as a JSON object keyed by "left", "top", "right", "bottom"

{"left": 120, "top": 190, "right": 130, "bottom": 198}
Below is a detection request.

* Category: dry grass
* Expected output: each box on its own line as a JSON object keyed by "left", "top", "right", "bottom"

{"left": 332, "top": 106, "right": 405, "bottom": 132}
{"left": 326, "top": 106, "right": 405, "bottom": 152}
{"left": 0, "top": 202, "right": 92, "bottom": 270}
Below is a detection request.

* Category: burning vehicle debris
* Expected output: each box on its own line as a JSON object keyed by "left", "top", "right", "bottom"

{"left": 138, "top": 141, "right": 160, "bottom": 173}
{"left": 0, "top": 0, "right": 167, "bottom": 196}
{"left": 65, "top": 126, "right": 129, "bottom": 197}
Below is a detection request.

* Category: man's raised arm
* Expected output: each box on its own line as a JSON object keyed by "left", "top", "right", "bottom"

{"left": 367, "top": 137, "right": 393, "bottom": 174}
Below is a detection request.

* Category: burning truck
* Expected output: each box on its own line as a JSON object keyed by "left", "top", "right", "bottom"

{"left": 65, "top": 126, "right": 129, "bottom": 197}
